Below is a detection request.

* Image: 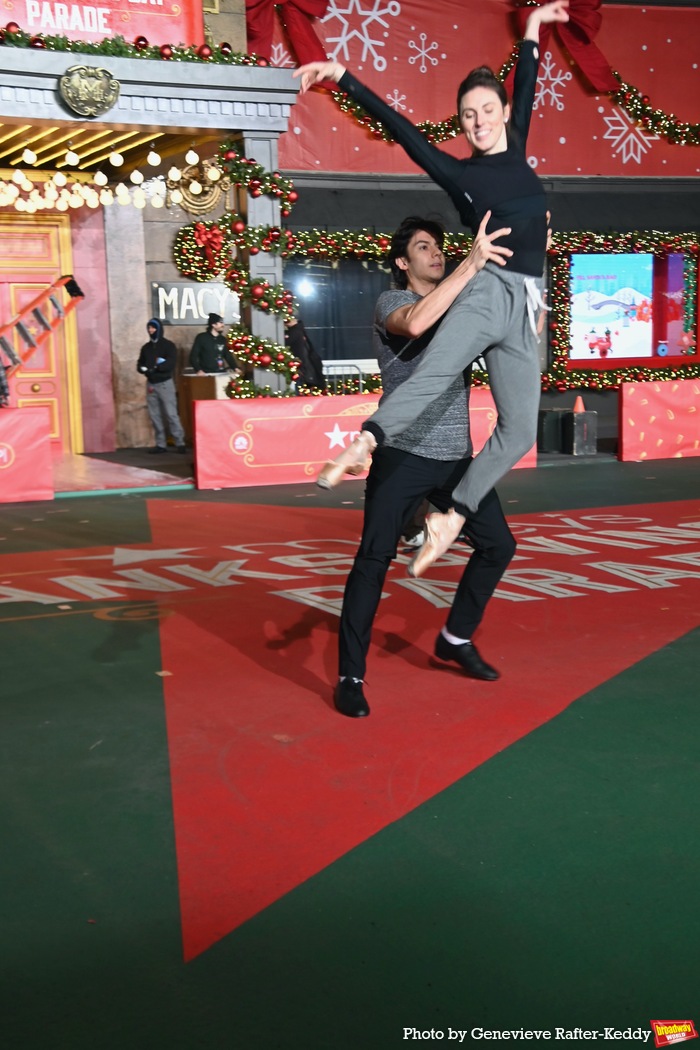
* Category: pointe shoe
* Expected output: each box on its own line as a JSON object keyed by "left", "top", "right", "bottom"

{"left": 317, "top": 431, "right": 376, "bottom": 489}
{"left": 407, "top": 508, "right": 466, "bottom": 578}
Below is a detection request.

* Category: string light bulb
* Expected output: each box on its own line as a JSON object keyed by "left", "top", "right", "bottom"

{"left": 65, "top": 148, "right": 80, "bottom": 166}
{"left": 109, "top": 151, "right": 124, "bottom": 167}
{"left": 147, "top": 147, "right": 161, "bottom": 166}
{"left": 22, "top": 148, "right": 37, "bottom": 165}
{"left": 94, "top": 171, "right": 108, "bottom": 187}
{"left": 185, "top": 148, "right": 199, "bottom": 166}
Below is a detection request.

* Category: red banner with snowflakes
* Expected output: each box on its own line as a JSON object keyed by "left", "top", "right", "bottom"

{"left": 12, "top": 0, "right": 203, "bottom": 45}
{"left": 277, "top": 0, "right": 699, "bottom": 178}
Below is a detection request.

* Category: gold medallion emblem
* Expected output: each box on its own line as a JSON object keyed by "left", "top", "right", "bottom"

{"left": 59, "top": 65, "right": 120, "bottom": 118}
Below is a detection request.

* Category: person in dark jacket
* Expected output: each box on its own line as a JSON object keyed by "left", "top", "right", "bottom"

{"left": 285, "top": 315, "right": 326, "bottom": 390}
{"left": 137, "top": 318, "right": 186, "bottom": 454}
{"left": 189, "top": 313, "right": 238, "bottom": 374}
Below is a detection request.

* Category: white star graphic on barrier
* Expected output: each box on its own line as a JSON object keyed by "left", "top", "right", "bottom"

{"left": 324, "top": 423, "right": 350, "bottom": 449}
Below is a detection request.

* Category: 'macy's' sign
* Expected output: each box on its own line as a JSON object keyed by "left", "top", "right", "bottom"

{"left": 151, "top": 282, "right": 241, "bottom": 327}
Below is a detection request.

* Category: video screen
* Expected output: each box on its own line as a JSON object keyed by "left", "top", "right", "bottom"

{"left": 569, "top": 253, "right": 654, "bottom": 362}
{"left": 659, "top": 252, "right": 688, "bottom": 358}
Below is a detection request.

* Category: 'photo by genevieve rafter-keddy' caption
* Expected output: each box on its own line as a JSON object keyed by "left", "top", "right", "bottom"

{"left": 400, "top": 1021, "right": 699, "bottom": 1045}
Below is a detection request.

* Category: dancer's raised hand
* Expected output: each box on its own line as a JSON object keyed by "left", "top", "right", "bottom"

{"left": 294, "top": 61, "right": 346, "bottom": 93}
{"left": 525, "top": 0, "right": 569, "bottom": 39}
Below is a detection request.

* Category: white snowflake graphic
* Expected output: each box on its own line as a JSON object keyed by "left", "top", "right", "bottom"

{"left": 408, "top": 32, "right": 439, "bottom": 74}
{"left": 534, "top": 51, "right": 572, "bottom": 111}
{"left": 270, "top": 42, "right": 294, "bottom": 68}
{"left": 386, "top": 88, "right": 406, "bottom": 111}
{"left": 602, "top": 106, "right": 658, "bottom": 165}
{"left": 322, "top": 0, "right": 401, "bottom": 72}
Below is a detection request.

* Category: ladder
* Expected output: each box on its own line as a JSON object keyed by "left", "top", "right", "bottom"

{"left": 0, "top": 275, "right": 84, "bottom": 379}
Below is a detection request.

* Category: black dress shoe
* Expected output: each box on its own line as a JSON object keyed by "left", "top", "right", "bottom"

{"left": 176, "top": 445, "right": 187, "bottom": 454}
{"left": 434, "top": 634, "right": 500, "bottom": 681}
{"left": 334, "top": 678, "right": 370, "bottom": 718}
{"left": 148, "top": 446, "right": 167, "bottom": 454}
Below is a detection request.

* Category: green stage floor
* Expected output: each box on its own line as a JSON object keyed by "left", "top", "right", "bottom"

{"left": 1, "top": 457, "right": 698, "bottom": 1049}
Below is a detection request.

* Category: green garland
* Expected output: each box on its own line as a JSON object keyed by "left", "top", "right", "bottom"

{"left": 176, "top": 219, "right": 699, "bottom": 395}
{"left": 0, "top": 22, "right": 267, "bottom": 65}
{"left": 217, "top": 140, "right": 297, "bottom": 217}
{"left": 228, "top": 326, "right": 299, "bottom": 383}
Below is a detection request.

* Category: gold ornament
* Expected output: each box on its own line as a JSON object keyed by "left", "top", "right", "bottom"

{"left": 59, "top": 65, "right": 120, "bottom": 118}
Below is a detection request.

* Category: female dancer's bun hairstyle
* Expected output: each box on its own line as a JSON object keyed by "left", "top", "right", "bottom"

{"left": 456, "top": 66, "right": 509, "bottom": 112}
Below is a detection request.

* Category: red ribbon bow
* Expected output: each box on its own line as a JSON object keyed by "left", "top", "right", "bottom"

{"left": 515, "top": 0, "right": 617, "bottom": 93}
{"left": 194, "top": 223, "right": 225, "bottom": 265}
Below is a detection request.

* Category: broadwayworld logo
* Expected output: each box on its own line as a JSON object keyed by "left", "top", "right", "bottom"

{"left": 651, "top": 1021, "right": 698, "bottom": 1048}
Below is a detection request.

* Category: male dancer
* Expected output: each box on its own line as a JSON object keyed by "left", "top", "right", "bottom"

{"left": 335, "top": 214, "right": 517, "bottom": 718}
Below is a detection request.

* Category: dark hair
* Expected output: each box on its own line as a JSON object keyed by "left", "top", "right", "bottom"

{"left": 456, "top": 66, "right": 509, "bottom": 115}
{"left": 388, "top": 216, "right": 445, "bottom": 289}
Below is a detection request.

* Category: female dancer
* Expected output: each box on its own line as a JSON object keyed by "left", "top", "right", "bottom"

{"left": 295, "top": 1, "right": 568, "bottom": 575}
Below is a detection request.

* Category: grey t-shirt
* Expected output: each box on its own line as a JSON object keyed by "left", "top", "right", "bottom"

{"left": 374, "top": 288, "right": 472, "bottom": 460}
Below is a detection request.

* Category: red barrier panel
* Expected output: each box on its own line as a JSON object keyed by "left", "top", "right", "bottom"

{"left": 0, "top": 407, "right": 53, "bottom": 503}
{"left": 619, "top": 379, "right": 700, "bottom": 462}
{"left": 194, "top": 391, "right": 536, "bottom": 490}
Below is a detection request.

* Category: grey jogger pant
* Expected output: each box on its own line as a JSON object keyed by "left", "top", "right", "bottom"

{"left": 147, "top": 377, "right": 185, "bottom": 448}
{"left": 364, "top": 263, "right": 542, "bottom": 513}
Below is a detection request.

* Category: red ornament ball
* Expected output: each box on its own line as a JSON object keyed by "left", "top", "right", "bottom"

{"left": 224, "top": 149, "right": 237, "bottom": 161}
{"left": 260, "top": 353, "right": 272, "bottom": 366}
{"left": 250, "top": 284, "right": 265, "bottom": 299}
{"left": 232, "top": 220, "right": 246, "bottom": 234}
{"left": 160, "top": 44, "right": 173, "bottom": 60}
{"left": 288, "top": 191, "right": 299, "bottom": 203}
{"left": 197, "top": 44, "right": 213, "bottom": 60}
{"left": 6, "top": 21, "right": 20, "bottom": 34}
{"left": 134, "top": 36, "right": 149, "bottom": 50}
{"left": 256, "top": 56, "right": 269, "bottom": 66}
{"left": 219, "top": 42, "right": 232, "bottom": 56}
{"left": 30, "top": 35, "right": 46, "bottom": 48}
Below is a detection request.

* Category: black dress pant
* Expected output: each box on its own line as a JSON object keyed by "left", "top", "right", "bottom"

{"left": 338, "top": 445, "right": 516, "bottom": 680}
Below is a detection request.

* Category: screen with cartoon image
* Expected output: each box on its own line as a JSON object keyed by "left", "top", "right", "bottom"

{"left": 569, "top": 253, "right": 654, "bottom": 361}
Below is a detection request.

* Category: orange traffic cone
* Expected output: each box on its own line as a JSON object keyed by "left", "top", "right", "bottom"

{"left": 573, "top": 395, "right": 586, "bottom": 413}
